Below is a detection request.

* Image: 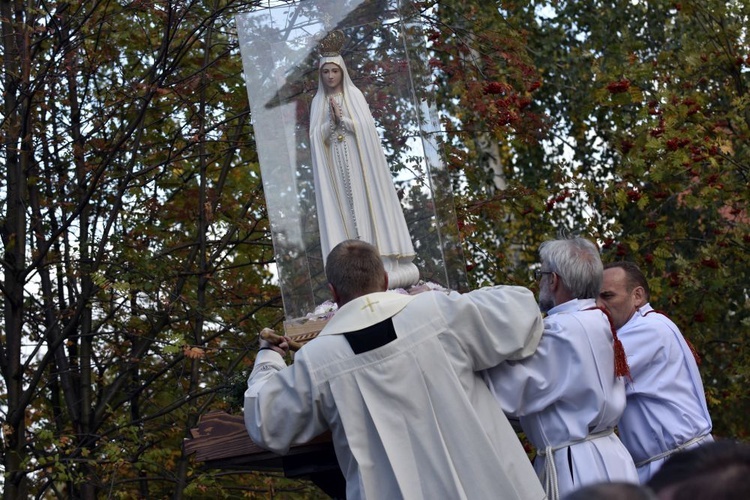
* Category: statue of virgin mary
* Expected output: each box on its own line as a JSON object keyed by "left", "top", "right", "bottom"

{"left": 309, "top": 30, "right": 420, "bottom": 289}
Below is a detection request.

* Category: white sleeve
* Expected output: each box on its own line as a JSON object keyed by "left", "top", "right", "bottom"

{"left": 244, "top": 349, "right": 286, "bottom": 398}
{"left": 243, "top": 348, "right": 328, "bottom": 455}
{"left": 434, "top": 285, "right": 544, "bottom": 370}
{"left": 483, "top": 319, "right": 569, "bottom": 417}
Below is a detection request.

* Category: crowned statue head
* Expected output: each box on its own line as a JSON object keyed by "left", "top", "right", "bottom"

{"left": 316, "top": 30, "right": 350, "bottom": 96}
{"left": 318, "top": 29, "right": 346, "bottom": 57}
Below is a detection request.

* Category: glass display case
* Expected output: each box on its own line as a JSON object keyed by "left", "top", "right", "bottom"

{"left": 236, "top": 0, "right": 467, "bottom": 330}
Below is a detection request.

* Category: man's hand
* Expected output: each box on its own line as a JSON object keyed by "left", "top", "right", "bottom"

{"left": 259, "top": 328, "right": 293, "bottom": 355}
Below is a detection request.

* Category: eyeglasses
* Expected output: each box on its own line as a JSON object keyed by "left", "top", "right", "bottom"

{"left": 534, "top": 269, "right": 554, "bottom": 280}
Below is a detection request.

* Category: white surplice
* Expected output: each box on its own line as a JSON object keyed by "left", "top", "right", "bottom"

{"left": 483, "top": 298, "right": 638, "bottom": 499}
{"left": 309, "top": 56, "right": 419, "bottom": 287}
{"left": 616, "top": 303, "right": 713, "bottom": 483}
{"left": 245, "top": 286, "right": 546, "bottom": 500}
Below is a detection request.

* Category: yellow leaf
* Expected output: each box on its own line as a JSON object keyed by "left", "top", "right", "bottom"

{"left": 183, "top": 346, "right": 205, "bottom": 359}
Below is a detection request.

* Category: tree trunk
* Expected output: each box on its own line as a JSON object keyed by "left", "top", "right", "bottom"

{"left": 1, "top": 0, "right": 30, "bottom": 497}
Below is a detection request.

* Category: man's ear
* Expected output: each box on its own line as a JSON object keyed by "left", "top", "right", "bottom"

{"left": 329, "top": 283, "right": 340, "bottom": 305}
{"left": 382, "top": 272, "right": 389, "bottom": 291}
{"left": 549, "top": 272, "right": 560, "bottom": 291}
{"left": 632, "top": 286, "right": 647, "bottom": 308}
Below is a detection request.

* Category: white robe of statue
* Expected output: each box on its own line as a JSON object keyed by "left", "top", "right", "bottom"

{"left": 309, "top": 54, "right": 419, "bottom": 289}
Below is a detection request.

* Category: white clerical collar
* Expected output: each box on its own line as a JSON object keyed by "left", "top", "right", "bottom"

{"left": 548, "top": 298, "right": 595, "bottom": 315}
{"left": 319, "top": 291, "right": 417, "bottom": 336}
{"left": 634, "top": 302, "right": 654, "bottom": 317}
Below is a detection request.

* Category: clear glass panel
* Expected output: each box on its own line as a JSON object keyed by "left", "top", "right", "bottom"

{"left": 236, "top": 0, "right": 467, "bottom": 322}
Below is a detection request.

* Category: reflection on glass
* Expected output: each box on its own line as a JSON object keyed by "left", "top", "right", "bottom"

{"left": 236, "top": 0, "right": 468, "bottom": 321}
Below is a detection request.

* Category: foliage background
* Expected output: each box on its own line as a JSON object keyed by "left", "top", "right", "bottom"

{"left": 1, "top": 0, "right": 747, "bottom": 498}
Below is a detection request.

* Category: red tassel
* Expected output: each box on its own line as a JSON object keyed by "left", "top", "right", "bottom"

{"left": 588, "top": 306, "right": 632, "bottom": 380}
{"left": 612, "top": 336, "right": 632, "bottom": 380}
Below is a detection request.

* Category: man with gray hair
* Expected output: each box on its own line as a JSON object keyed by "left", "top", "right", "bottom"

{"left": 484, "top": 236, "right": 638, "bottom": 500}
{"left": 245, "top": 239, "right": 547, "bottom": 500}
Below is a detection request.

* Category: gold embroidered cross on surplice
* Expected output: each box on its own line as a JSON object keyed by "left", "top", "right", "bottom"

{"left": 361, "top": 297, "right": 379, "bottom": 313}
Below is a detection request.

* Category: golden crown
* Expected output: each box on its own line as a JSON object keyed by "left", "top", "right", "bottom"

{"left": 318, "top": 30, "right": 346, "bottom": 57}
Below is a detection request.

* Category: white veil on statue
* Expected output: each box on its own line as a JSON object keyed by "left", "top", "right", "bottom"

{"left": 309, "top": 31, "right": 420, "bottom": 289}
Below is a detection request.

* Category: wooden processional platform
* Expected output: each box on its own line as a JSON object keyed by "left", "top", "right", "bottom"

{"left": 184, "top": 318, "right": 346, "bottom": 497}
